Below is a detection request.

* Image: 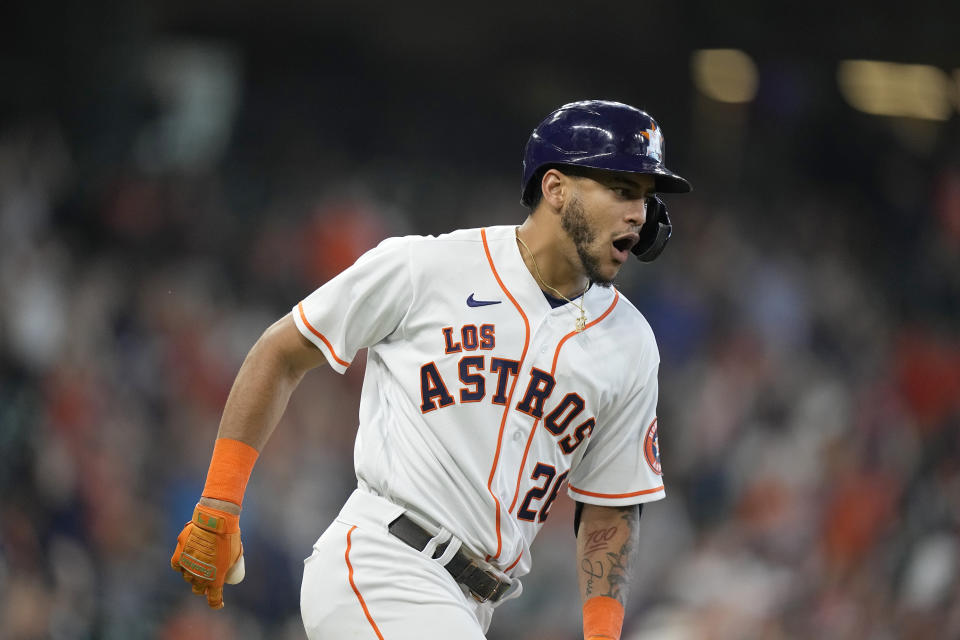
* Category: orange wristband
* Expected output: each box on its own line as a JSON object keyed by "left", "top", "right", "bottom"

{"left": 201, "top": 438, "right": 259, "bottom": 506}
{"left": 583, "top": 596, "right": 624, "bottom": 640}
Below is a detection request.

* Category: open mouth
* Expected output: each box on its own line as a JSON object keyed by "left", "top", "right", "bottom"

{"left": 612, "top": 233, "right": 639, "bottom": 254}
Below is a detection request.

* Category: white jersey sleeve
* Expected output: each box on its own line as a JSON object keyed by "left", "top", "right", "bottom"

{"left": 293, "top": 236, "right": 413, "bottom": 374}
{"left": 566, "top": 348, "right": 664, "bottom": 507}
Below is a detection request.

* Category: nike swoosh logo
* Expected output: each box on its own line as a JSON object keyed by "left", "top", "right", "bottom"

{"left": 467, "top": 294, "right": 501, "bottom": 307}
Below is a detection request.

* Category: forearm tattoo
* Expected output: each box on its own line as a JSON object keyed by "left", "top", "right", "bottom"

{"left": 602, "top": 521, "right": 631, "bottom": 604}
{"left": 579, "top": 506, "right": 638, "bottom": 606}
{"left": 581, "top": 556, "right": 604, "bottom": 597}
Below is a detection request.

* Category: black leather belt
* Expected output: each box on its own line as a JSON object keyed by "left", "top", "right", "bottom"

{"left": 387, "top": 514, "right": 511, "bottom": 603}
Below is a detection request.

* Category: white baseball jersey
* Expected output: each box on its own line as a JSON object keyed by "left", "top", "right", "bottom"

{"left": 293, "top": 224, "right": 664, "bottom": 579}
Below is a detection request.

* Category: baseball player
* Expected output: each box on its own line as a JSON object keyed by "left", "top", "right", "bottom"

{"left": 171, "top": 99, "right": 691, "bottom": 640}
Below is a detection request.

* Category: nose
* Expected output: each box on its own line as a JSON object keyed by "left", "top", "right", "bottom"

{"left": 625, "top": 199, "right": 647, "bottom": 227}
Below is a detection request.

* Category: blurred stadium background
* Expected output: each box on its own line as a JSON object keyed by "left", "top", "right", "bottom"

{"left": 2, "top": 1, "right": 959, "bottom": 638}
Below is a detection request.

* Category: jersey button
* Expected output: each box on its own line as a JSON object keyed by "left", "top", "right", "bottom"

{"left": 512, "top": 430, "right": 524, "bottom": 442}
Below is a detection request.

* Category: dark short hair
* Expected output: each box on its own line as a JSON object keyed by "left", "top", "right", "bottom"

{"left": 523, "top": 165, "right": 597, "bottom": 210}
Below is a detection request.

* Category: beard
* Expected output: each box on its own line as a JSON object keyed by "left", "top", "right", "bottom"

{"left": 560, "top": 196, "right": 614, "bottom": 287}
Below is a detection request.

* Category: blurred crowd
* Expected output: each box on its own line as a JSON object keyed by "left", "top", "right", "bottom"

{"left": 1, "top": 93, "right": 960, "bottom": 639}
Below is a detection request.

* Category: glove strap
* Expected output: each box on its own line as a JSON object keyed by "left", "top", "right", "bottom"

{"left": 192, "top": 504, "right": 240, "bottom": 534}
{"left": 201, "top": 437, "right": 259, "bottom": 507}
{"left": 583, "top": 596, "right": 624, "bottom": 640}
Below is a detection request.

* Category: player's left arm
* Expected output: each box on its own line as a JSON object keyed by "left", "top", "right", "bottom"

{"left": 576, "top": 502, "right": 641, "bottom": 640}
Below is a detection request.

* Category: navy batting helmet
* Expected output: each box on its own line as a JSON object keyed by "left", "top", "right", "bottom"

{"left": 521, "top": 100, "right": 691, "bottom": 207}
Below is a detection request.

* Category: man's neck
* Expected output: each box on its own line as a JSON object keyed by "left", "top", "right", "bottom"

{"left": 516, "top": 217, "right": 589, "bottom": 299}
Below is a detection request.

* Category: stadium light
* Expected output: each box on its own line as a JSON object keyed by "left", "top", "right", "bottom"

{"left": 690, "top": 49, "right": 759, "bottom": 104}
{"left": 837, "top": 60, "right": 952, "bottom": 121}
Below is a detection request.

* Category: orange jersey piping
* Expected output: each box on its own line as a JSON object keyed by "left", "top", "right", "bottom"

{"left": 567, "top": 484, "right": 665, "bottom": 499}
{"left": 298, "top": 301, "right": 351, "bottom": 368}
{"left": 481, "top": 228, "right": 531, "bottom": 562}
{"left": 507, "top": 290, "right": 621, "bottom": 515}
{"left": 506, "top": 550, "right": 524, "bottom": 572}
{"left": 345, "top": 526, "right": 385, "bottom": 639}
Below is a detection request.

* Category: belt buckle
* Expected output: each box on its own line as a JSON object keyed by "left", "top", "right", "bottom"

{"left": 465, "top": 564, "right": 500, "bottom": 603}
{"left": 470, "top": 582, "right": 497, "bottom": 603}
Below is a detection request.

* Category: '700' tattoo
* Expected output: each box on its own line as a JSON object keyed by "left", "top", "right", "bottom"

{"left": 584, "top": 526, "right": 618, "bottom": 555}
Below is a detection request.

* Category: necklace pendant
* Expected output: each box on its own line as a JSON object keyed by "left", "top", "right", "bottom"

{"left": 575, "top": 314, "right": 586, "bottom": 332}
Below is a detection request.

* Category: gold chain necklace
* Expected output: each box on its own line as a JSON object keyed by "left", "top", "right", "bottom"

{"left": 516, "top": 228, "right": 589, "bottom": 332}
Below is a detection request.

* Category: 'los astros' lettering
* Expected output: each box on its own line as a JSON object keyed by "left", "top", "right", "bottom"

{"left": 420, "top": 324, "right": 594, "bottom": 454}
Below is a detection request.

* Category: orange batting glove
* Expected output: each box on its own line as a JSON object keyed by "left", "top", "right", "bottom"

{"left": 583, "top": 596, "right": 624, "bottom": 640}
{"left": 171, "top": 503, "right": 245, "bottom": 609}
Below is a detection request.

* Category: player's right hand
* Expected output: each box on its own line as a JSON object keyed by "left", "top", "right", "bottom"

{"left": 170, "top": 503, "right": 245, "bottom": 609}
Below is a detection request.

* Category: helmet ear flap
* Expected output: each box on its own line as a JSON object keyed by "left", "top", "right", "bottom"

{"left": 632, "top": 196, "right": 672, "bottom": 262}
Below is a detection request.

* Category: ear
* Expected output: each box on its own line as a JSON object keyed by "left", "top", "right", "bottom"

{"left": 540, "top": 168, "right": 570, "bottom": 210}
